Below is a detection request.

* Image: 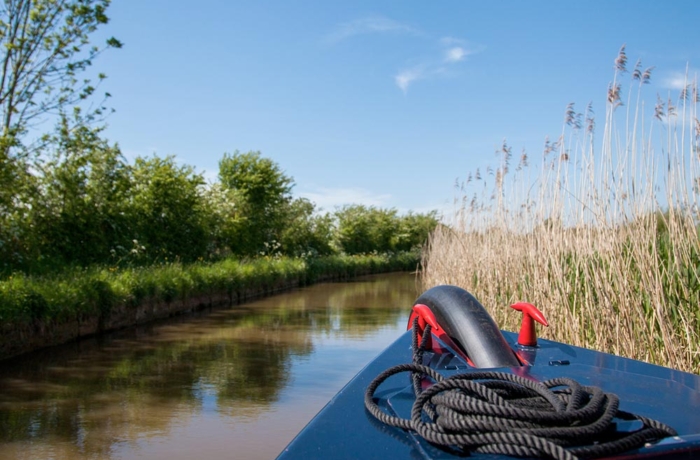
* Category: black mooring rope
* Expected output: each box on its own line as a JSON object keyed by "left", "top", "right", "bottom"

{"left": 364, "top": 319, "right": 677, "bottom": 460}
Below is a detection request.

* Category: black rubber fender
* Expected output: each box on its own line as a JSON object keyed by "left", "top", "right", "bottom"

{"left": 413, "top": 285, "right": 520, "bottom": 368}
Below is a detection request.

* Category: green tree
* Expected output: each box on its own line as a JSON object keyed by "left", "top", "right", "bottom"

{"left": 0, "top": 0, "right": 120, "bottom": 271}
{"left": 129, "top": 156, "right": 207, "bottom": 262}
{"left": 279, "top": 198, "right": 334, "bottom": 256}
{"left": 394, "top": 211, "right": 439, "bottom": 251}
{"left": 334, "top": 205, "right": 399, "bottom": 254}
{"left": 0, "top": 150, "right": 32, "bottom": 272}
{"left": 218, "top": 151, "right": 293, "bottom": 255}
{"left": 30, "top": 117, "right": 131, "bottom": 266}
{"left": 333, "top": 206, "right": 439, "bottom": 254}
{"left": 199, "top": 183, "right": 246, "bottom": 258}
{"left": 0, "top": 0, "right": 121, "bottom": 143}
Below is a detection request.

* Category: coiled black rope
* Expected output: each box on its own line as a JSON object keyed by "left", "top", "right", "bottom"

{"left": 364, "top": 319, "right": 677, "bottom": 460}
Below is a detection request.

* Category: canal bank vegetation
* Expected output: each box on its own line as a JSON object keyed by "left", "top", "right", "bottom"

{"left": 0, "top": 1, "right": 438, "bottom": 359}
{"left": 0, "top": 140, "right": 435, "bottom": 325}
{"left": 0, "top": 145, "right": 437, "bottom": 276}
{"left": 0, "top": 252, "right": 419, "bottom": 326}
{"left": 422, "top": 47, "right": 700, "bottom": 373}
{"left": 0, "top": 139, "right": 436, "bottom": 358}
{"left": 0, "top": 252, "right": 420, "bottom": 359}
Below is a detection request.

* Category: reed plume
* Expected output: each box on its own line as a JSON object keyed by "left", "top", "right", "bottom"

{"left": 421, "top": 48, "right": 700, "bottom": 373}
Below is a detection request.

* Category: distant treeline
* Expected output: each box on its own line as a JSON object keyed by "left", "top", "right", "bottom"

{"left": 0, "top": 126, "right": 437, "bottom": 276}
{"left": 0, "top": 1, "right": 437, "bottom": 278}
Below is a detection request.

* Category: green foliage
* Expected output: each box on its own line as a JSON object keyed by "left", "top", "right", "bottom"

{"left": 334, "top": 205, "right": 438, "bottom": 254}
{"left": 30, "top": 118, "right": 131, "bottom": 266}
{"left": 0, "top": 139, "right": 437, "bottom": 277}
{"left": 129, "top": 155, "right": 207, "bottom": 262}
{"left": 218, "top": 150, "right": 293, "bottom": 208}
{"left": 0, "top": 0, "right": 119, "bottom": 271}
{"left": 199, "top": 183, "right": 245, "bottom": 258}
{"left": 0, "top": 0, "right": 120, "bottom": 141}
{"left": 279, "top": 198, "right": 334, "bottom": 256}
{"left": 0, "top": 253, "right": 420, "bottom": 328}
{"left": 218, "top": 150, "right": 293, "bottom": 255}
{"left": 0, "top": 147, "right": 33, "bottom": 271}
{"left": 394, "top": 211, "right": 440, "bottom": 252}
{"left": 335, "top": 205, "right": 398, "bottom": 254}
{"left": 0, "top": 128, "right": 27, "bottom": 220}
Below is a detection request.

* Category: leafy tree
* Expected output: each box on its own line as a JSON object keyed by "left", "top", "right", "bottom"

{"left": 334, "top": 205, "right": 399, "bottom": 254}
{"left": 129, "top": 156, "right": 207, "bottom": 262}
{"left": 30, "top": 117, "right": 131, "bottom": 266}
{"left": 394, "top": 211, "right": 439, "bottom": 251}
{"left": 0, "top": 0, "right": 120, "bottom": 271}
{"left": 0, "top": 0, "right": 121, "bottom": 144}
{"left": 199, "top": 183, "right": 246, "bottom": 258}
{"left": 218, "top": 151, "right": 293, "bottom": 255}
{"left": 334, "top": 206, "right": 439, "bottom": 254}
{"left": 0, "top": 155, "right": 32, "bottom": 272}
{"left": 279, "top": 198, "right": 334, "bottom": 256}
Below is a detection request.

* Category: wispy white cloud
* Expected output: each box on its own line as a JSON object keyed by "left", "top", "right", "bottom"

{"left": 663, "top": 72, "right": 688, "bottom": 90}
{"left": 395, "top": 67, "right": 425, "bottom": 93}
{"left": 440, "top": 36, "right": 466, "bottom": 46}
{"left": 662, "top": 70, "right": 699, "bottom": 90}
{"left": 298, "top": 187, "right": 392, "bottom": 210}
{"left": 325, "top": 16, "right": 420, "bottom": 44}
{"left": 325, "top": 18, "right": 484, "bottom": 93}
{"left": 394, "top": 37, "right": 484, "bottom": 93}
{"left": 445, "top": 47, "right": 468, "bottom": 63}
{"left": 439, "top": 37, "right": 485, "bottom": 62}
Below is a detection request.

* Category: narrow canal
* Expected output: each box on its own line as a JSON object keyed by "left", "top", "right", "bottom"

{"left": 0, "top": 272, "right": 419, "bottom": 459}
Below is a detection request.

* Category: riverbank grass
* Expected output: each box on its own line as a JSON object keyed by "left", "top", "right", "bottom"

{"left": 0, "top": 252, "right": 418, "bottom": 326}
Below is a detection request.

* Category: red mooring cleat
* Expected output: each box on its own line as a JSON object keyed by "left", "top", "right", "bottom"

{"left": 510, "top": 302, "right": 548, "bottom": 347}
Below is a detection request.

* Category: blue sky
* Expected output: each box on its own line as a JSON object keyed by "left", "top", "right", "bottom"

{"left": 92, "top": 1, "right": 700, "bottom": 215}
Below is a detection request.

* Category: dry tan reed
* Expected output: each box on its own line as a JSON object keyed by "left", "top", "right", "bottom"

{"left": 421, "top": 49, "right": 700, "bottom": 373}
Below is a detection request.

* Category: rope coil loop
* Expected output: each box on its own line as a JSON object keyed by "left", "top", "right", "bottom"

{"left": 364, "top": 322, "right": 677, "bottom": 460}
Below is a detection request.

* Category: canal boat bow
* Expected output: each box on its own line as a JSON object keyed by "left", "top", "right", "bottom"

{"left": 277, "top": 285, "right": 700, "bottom": 459}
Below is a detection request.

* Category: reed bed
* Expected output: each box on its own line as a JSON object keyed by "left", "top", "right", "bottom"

{"left": 421, "top": 46, "right": 700, "bottom": 373}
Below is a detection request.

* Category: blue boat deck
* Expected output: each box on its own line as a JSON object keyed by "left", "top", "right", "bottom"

{"left": 278, "top": 330, "right": 700, "bottom": 459}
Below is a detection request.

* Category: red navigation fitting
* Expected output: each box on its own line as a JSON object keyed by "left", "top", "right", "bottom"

{"left": 510, "top": 302, "right": 548, "bottom": 347}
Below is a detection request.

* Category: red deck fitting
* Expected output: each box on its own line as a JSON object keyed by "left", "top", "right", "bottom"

{"left": 510, "top": 302, "right": 548, "bottom": 347}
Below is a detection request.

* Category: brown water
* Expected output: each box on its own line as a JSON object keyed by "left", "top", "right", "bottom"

{"left": 0, "top": 272, "right": 419, "bottom": 459}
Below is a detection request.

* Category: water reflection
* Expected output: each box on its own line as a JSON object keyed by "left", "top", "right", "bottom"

{"left": 0, "top": 272, "right": 418, "bottom": 459}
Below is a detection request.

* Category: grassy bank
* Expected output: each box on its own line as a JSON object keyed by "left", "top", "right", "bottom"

{"left": 422, "top": 49, "right": 700, "bottom": 373}
{"left": 0, "top": 251, "right": 418, "bottom": 360}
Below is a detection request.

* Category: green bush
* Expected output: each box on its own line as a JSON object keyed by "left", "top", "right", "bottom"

{"left": 334, "top": 205, "right": 438, "bottom": 254}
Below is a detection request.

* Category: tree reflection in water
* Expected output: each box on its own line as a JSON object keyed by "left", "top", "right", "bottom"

{"left": 0, "top": 272, "right": 418, "bottom": 459}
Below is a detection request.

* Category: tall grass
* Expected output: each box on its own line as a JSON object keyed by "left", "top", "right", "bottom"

{"left": 0, "top": 252, "right": 418, "bottom": 327}
{"left": 421, "top": 46, "right": 700, "bottom": 373}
